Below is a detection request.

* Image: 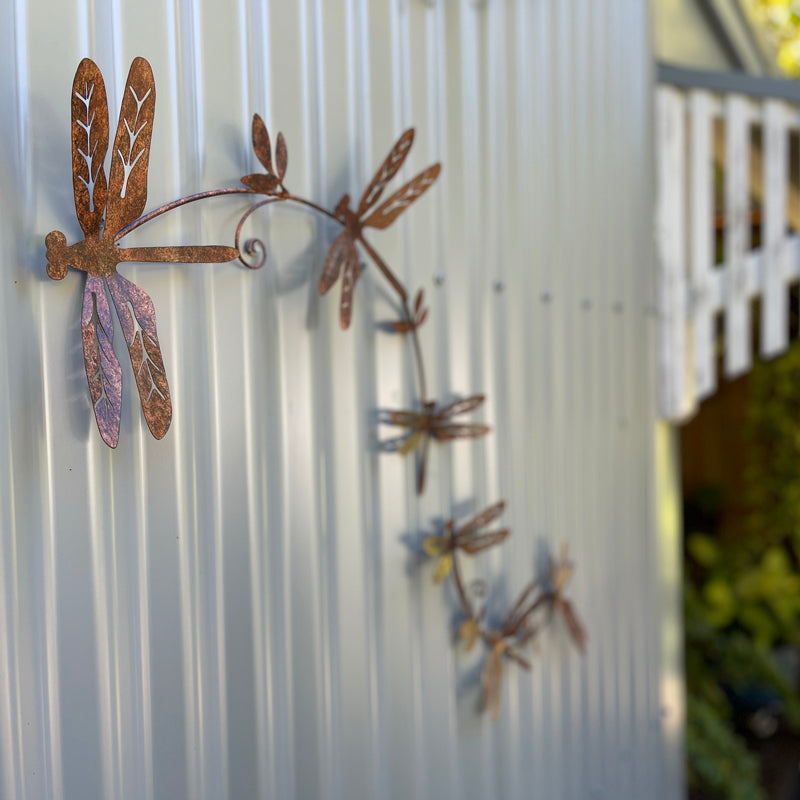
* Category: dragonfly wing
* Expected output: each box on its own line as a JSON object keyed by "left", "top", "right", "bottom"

{"left": 356, "top": 129, "right": 414, "bottom": 217}
{"left": 106, "top": 272, "right": 172, "bottom": 439}
{"left": 436, "top": 394, "right": 485, "bottom": 418}
{"left": 481, "top": 647, "right": 504, "bottom": 722}
{"left": 459, "top": 529, "right": 510, "bottom": 555}
{"left": 339, "top": 240, "right": 360, "bottom": 329}
{"left": 105, "top": 57, "right": 155, "bottom": 237}
{"left": 319, "top": 231, "right": 349, "bottom": 295}
{"left": 82, "top": 275, "right": 122, "bottom": 447}
{"left": 388, "top": 410, "right": 425, "bottom": 427}
{"left": 397, "top": 429, "right": 425, "bottom": 455}
{"left": 71, "top": 59, "right": 109, "bottom": 238}
{"left": 362, "top": 163, "right": 441, "bottom": 230}
{"left": 458, "top": 500, "right": 506, "bottom": 534}
{"left": 432, "top": 423, "right": 490, "bottom": 441}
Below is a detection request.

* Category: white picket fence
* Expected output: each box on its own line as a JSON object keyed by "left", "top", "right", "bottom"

{"left": 657, "top": 73, "right": 800, "bottom": 422}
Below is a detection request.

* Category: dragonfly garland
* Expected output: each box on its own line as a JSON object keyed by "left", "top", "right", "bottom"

{"left": 44, "top": 57, "right": 587, "bottom": 724}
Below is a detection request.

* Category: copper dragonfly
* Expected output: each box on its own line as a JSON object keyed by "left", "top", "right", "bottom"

{"left": 319, "top": 129, "right": 440, "bottom": 329}
{"left": 388, "top": 395, "right": 490, "bottom": 494}
{"left": 423, "top": 500, "right": 509, "bottom": 583}
{"left": 46, "top": 58, "right": 238, "bottom": 447}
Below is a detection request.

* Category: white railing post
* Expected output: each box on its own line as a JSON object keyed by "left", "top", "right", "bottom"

{"left": 656, "top": 87, "right": 695, "bottom": 421}
{"left": 762, "top": 99, "right": 789, "bottom": 358}
{"left": 688, "top": 90, "right": 715, "bottom": 400}
{"left": 723, "top": 94, "right": 751, "bottom": 377}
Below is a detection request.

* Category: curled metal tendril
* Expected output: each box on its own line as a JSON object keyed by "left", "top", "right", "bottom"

{"left": 235, "top": 198, "right": 279, "bottom": 270}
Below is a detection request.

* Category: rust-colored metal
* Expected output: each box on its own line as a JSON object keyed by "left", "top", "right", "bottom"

{"left": 422, "top": 500, "right": 509, "bottom": 584}
{"left": 387, "top": 395, "right": 490, "bottom": 494}
{"left": 544, "top": 544, "right": 587, "bottom": 652}
{"left": 243, "top": 122, "right": 440, "bottom": 330}
{"left": 46, "top": 58, "right": 242, "bottom": 447}
{"left": 393, "top": 288, "right": 428, "bottom": 333}
{"left": 443, "top": 532, "right": 586, "bottom": 721}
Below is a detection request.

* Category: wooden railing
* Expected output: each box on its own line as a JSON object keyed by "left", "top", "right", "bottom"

{"left": 656, "top": 64, "right": 800, "bottom": 421}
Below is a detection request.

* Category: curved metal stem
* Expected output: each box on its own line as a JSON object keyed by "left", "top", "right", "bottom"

{"left": 234, "top": 197, "right": 282, "bottom": 269}
{"left": 115, "top": 187, "right": 255, "bottom": 242}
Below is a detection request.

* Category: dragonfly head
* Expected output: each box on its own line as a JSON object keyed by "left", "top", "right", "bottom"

{"left": 45, "top": 231, "right": 69, "bottom": 280}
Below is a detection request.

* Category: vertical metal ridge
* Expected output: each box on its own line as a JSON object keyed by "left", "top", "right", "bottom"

{"left": 87, "top": 442, "right": 117, "bottom": 800}
{"left": 0, "top": 179, "right": 22, "bottom": 800}
{"left": 310, "top": 2, "right": 339, "bottom": 795}
{"left": 584, "top": 0, "right": 609, "bottom": 797}
{"left": 637, "top": 2, "right": 666, "bottom": 793}
{"left": 574, "top": 0, "right": 593, "bottom": 793}
{"left": 352, "top": 3, "right": 386, "bottom": 795}
{"left": 36, "top": 290, "right": 64, "bottom": 800}
{"left": 508, "top": 0, "right": 537, "bottom": 793}
{"left": 609, "top": 6, "right": 630, "bottom": 792}
{"left": 132, "top": 429, "right": 155, "bottom": 800}
{"left": 241, "top": 4, "right": 274, "bottom": 798}
{"left": 189, "top": 0, "right": 230, "bottom": 787}
{"left": 169, "top": 3, "right": 205, "bottom": 797}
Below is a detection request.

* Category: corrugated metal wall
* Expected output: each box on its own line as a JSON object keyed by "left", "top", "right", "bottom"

{"left": 0, "top": 1, "right": 678, "bottom": 798}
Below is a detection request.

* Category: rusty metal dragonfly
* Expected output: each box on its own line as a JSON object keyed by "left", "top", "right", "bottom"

{"left": 388, "top": 395, "right": 490, "bottom": 494}
{"left": 46, "top": 58, "right": 238, "bottom": 447}
{"left": 318, "top": 129, "right": 440, "bottom": 329}
{"left": 423, "top": 500, "right": 509, "bottom": 583}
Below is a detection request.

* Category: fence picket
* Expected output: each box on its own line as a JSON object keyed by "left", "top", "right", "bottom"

{"left": 762, "top": 99, "right": 789, "bottom": 358}
{"left": 723, "top": 94, "right": 751, "bottom": 377}
{"left": 656, "top": 87, "right": 694, "bottom": 420}
{"left": 689, "top": 90, "right": 715, "bottom": 399}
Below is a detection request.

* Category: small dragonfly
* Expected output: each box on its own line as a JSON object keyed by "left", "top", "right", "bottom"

{"left": 388, "top": 395, "right": 490, "bottom": 494}
{"left": 46, "top": 58, "right": 238, "bottom": 447}
{"left": 422, "top": 500, "right": 509, "bottom": 583}
{"left": 318, "top": 129, "right": 440, "bottom": 329}
{"left": 480, "top": 582, "right": 543, "bottom": 721}
{"left": 544, "top": 544, "right": 587, "bottom": 652}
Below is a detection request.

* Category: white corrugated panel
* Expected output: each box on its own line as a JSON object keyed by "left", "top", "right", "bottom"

{"left": 0, "top": 1, "right": 675, "bottom": 798}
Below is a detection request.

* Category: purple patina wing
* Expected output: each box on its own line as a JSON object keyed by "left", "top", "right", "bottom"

{"left": 106, "top": 272, "right": 172, "bottom": 439}
{"left": 82, "top": 274, "right": 122, "bottom": 447}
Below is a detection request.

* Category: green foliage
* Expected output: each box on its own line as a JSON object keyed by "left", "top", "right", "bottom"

{"left": 687, "top": 695, "right": 765, "bottom": 800}
{"left": 685, "top": 341, "right": 800, "bottom": 796}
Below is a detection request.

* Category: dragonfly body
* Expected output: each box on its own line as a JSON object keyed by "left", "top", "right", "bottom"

{"left": 388, "top": 395, "right": 489, "bottom": 493}
{"left": 46, "top": 57, "right": 238, "bottom": 447}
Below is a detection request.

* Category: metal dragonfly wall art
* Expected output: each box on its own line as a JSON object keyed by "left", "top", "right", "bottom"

{"left": 44, "top": 55, "right": 586, "bottom": 721}
{"left": 46, "top": 57, "right": 250, "bottom": 446}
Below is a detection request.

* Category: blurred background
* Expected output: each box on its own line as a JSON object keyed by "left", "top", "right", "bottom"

{"left": 659, "top": 2, "right": 800, "bottom": 797}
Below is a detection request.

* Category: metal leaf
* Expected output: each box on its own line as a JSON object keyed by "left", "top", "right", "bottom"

{"left": 275, "top": 132, "right": 288, "bottom": 181}
{"left": 362, "top": 163, "right": 441, "bottom": 230}
{"left": 241, "top": 173, "right": 282, "bottom": 194}
{"left": 71, "top": 58, "right": 109, "bottom": 238}
{"left": 81, "top": 275, "right": 121, "bottom": 447}
{"left": 251, "top": 113, "right": 273, "bottom": 174}
{"left": 105, "top": 57, "right": 155, "bottom": 237}
{"left": 106, "top": 272, "right": 171, "bottom": 439}
{"left": 356, "top": 128, "right": 415, "bottom": 217}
